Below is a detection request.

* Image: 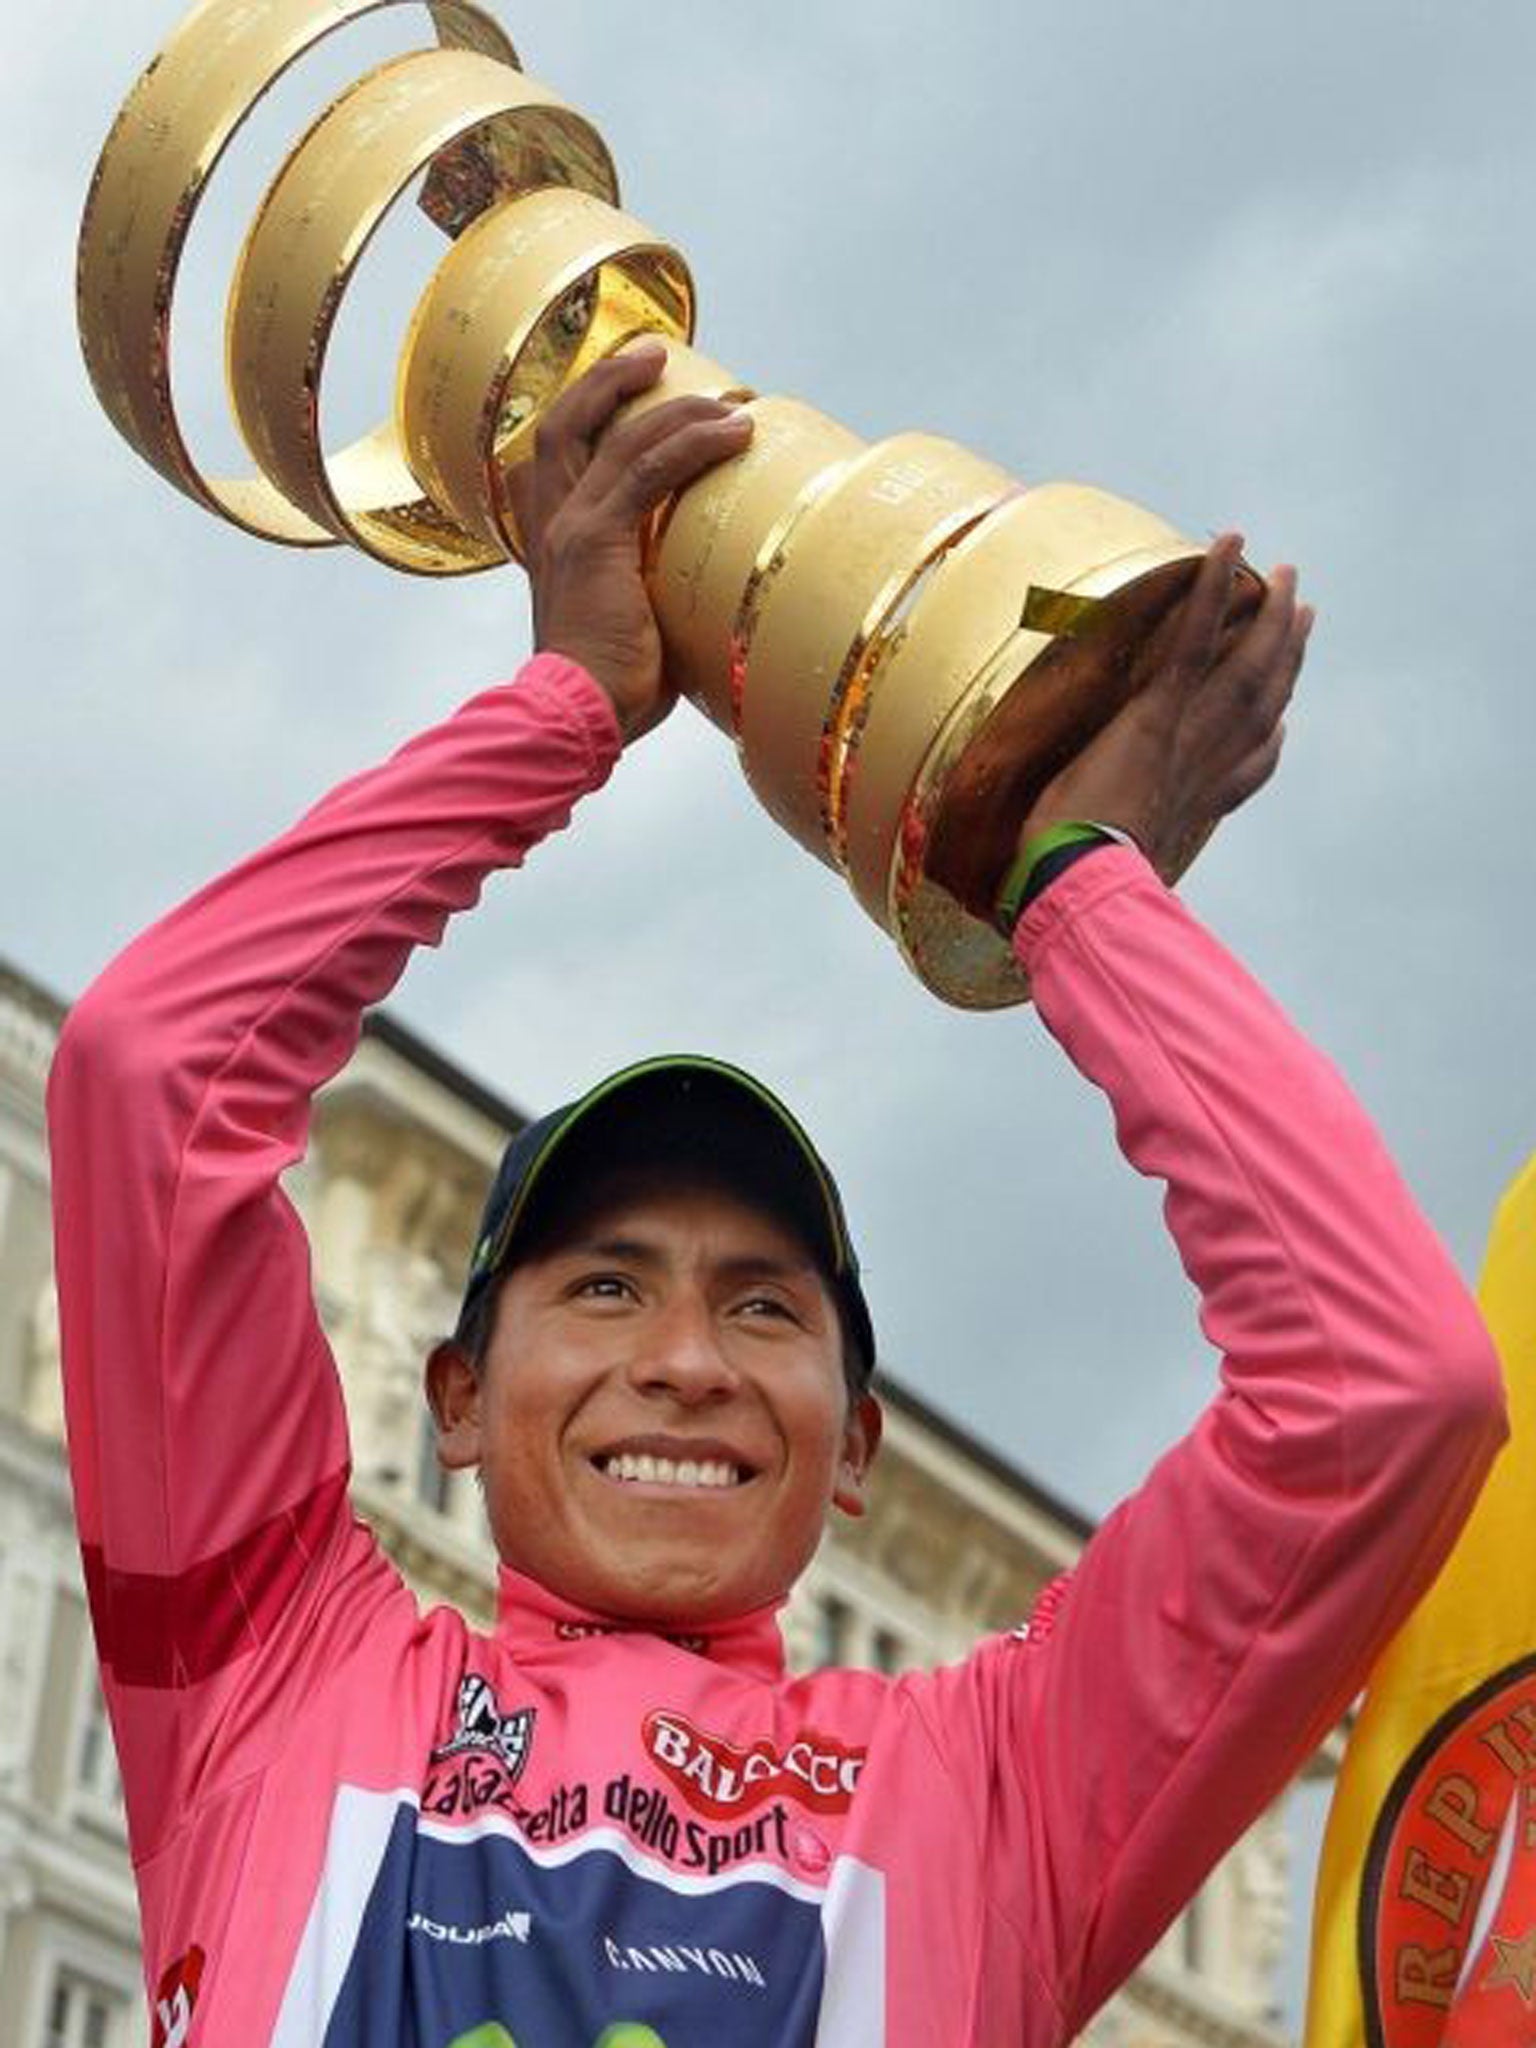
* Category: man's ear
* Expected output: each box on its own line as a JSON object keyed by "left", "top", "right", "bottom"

{"left": 424, "top": 1340, "right": 484, "bottom": 1472}
{"left": 833, "top": 1392, "right": 883, "bottom": 1518}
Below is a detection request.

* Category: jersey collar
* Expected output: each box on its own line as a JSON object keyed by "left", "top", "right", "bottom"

{"left": 494, "top": 1563, "right": 789, "bottom": 1683}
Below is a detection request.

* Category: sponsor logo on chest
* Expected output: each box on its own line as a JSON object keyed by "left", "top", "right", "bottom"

{"left": 424, "top": 1674, "right": 538, "bottom": 1821}
{"left": 431, "top": 1674, "right": 537, "bottom": 1776}
{"left": 408, "top": 1907, "right": 532, "bottom": 1947}
{"left": 643, "top": 1709, "right": 865, "bottom": 1820}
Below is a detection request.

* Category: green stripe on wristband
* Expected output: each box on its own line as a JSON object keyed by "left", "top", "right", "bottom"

{"left": 992, "top": 822, "right": 1109, "bottom": 936}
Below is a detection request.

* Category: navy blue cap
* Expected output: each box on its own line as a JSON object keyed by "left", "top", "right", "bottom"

{"left": 455, "top": 1056, "right": 876, "bottom": 1384}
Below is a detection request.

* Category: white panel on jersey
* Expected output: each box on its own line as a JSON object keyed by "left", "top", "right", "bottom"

{"left": 816, "top": 1855, "right": 886, "bottom": 2045}
{"left": 270, "top": 1785, "right": 418, "bottom": 2047}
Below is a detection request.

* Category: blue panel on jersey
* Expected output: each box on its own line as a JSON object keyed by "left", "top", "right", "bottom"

{"left": 323, "top": 1807, "right": 826, "bottom": 2048}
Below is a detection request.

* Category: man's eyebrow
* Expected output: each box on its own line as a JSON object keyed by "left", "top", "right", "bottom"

{"left": 713, "top": 1251, "right": 820, "bottom": 1284}
{"left": 560, "top": 1233, "right": 664, "bottom": 1265}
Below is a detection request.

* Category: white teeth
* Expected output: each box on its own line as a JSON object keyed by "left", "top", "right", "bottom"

{"left": 598, "top": 1454, "right": 744, "bottom": 1488}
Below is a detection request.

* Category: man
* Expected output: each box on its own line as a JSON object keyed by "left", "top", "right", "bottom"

{"left": 48, "top": 344, "right": 1506, "bottom": 2048}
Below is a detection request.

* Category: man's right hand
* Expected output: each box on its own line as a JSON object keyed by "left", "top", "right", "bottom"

{"left": 512, "top": 342, "right": 755, "bottom": 743}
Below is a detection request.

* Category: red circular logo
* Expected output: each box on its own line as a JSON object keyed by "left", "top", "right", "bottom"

{"left": 1360, "top": 1655, "right": 1536, "bottom": 2048}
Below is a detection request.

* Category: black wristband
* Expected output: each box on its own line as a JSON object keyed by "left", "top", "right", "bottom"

{"left": 1017, "top": 835, "right": 1112, "bottom": 915}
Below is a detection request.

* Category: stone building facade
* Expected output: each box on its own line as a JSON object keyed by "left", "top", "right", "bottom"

{"left": 0, "top": 956, "right": 1308, "bottom": 2047}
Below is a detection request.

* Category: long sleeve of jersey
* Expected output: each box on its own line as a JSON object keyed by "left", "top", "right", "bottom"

{"left": 913, "top": 846, "right": 1508, "bottom": 2039}
{"left": 46, "top": 654, "right": 620, "bottom": 1864}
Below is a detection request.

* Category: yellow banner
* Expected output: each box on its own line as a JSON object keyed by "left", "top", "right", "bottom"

{"left": 1305, "top": 1153, "right": 1536, "bottom": 2048}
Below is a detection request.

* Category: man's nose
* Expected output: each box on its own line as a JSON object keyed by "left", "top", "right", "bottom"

{"left": 628, "top": 1298, "right": 738, "bottom": 1402}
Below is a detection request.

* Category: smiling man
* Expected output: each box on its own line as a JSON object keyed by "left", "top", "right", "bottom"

{"left": 48, "top": 345, "right": 1507, "bottom": 2048}
{"left": 429, "top": 1061, "right": 882, "bottom": 1630}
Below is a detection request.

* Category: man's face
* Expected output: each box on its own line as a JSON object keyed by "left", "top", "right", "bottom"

{"left": 427, "top": 1174, "right": 880, "bottom": 1627}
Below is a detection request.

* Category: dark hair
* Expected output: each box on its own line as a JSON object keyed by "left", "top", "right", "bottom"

{"left": 460, "top": 1151, "right": 874, "bottom": 1402}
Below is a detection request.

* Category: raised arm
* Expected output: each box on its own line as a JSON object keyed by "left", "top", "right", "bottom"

{"left": 915, "top": 550, "right": 1507, "bottom": 2035}
{"left": 47, "top": 351, "right": 753, "bottom": 1860}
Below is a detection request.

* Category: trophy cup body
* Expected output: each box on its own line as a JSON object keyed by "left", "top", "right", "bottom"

{"left": 78, "top": 0, "right": 1256, "bottom": 1008}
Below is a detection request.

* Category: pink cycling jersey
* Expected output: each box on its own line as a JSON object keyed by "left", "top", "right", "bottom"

{"left": 47, "top": 655, "right": 1506, "bottom": 2047}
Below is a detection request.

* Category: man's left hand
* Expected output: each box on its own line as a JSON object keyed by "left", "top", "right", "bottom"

{"left": 1012, "top": 534, "right": 1313, "bottom": 879}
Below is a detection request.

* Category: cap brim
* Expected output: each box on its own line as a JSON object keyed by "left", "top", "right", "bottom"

{"left": 459, "top": 1056, "right": 874, "bottom": 1381}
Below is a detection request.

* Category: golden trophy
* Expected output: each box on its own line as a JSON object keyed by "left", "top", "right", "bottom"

{"left": 78, "top": 0, "right": 1257, "bottom": 1008}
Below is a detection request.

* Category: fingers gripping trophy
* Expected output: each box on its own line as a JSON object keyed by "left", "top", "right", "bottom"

{"left": 77, "top": 0, "right": 1264, "bottom": 1007}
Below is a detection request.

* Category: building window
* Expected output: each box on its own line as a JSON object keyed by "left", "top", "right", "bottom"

{"left": 416, "top": 1406, "right": 452, "bottom": 1516}
{"left": 1180, "top": 1891, "right": 1206, "bottom": 1972}
{"left": 44, "top": 1971, "right": 121, "bottom": 2048}
{"left": 73, "top": 1677, "right": 122, "bottom": 1814}
{"left": 871, "top": 1627, "right": 904, "bottom": 1674}
{"left": 812, "top": 1593, "right": 851, "bottom": 1668}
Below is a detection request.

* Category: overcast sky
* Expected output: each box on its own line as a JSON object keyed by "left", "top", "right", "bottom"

{"left": 7, "top": 0, "right": 1535, "bottom": 2018}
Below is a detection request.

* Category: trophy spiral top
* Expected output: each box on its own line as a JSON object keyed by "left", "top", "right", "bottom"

{"left": 225, "top": 48, "right": 616, "bottom": 572}
{"left": 398, "top": 185, "right": 697, "bottom": 562}
{"left": 79, "top": 0, "right": 1248, "bottom": 1009}
{"left": 76, "top": 0, "right": 538, "bottom": 549}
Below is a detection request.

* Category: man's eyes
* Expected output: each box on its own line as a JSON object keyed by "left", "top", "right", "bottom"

{"left": 563, "top": 1275, "right": 805, "bottom": 1323}
{"left": 569, "top": 1272, "right": 636, "bottom": 1301}
{"left": 736, "top": 1293, "right": 796, "bottom": 1319}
